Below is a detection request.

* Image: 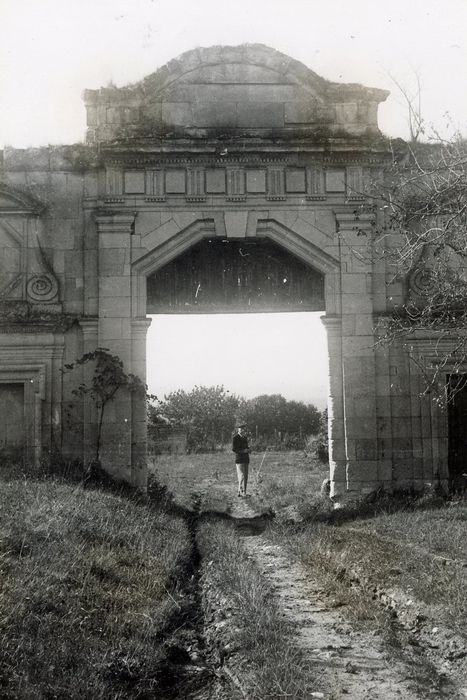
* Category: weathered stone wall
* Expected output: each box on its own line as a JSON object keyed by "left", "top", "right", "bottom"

{"left": 0, "top": 44, "right": 452, "bottom": 496}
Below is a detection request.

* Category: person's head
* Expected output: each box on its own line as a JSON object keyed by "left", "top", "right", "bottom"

{"left": 237, "top": 423, "right": 247, "bottom": 435}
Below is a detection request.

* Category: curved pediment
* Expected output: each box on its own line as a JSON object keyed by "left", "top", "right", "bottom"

{"left": 140, "top": 44, "right": 327, "bottom": 99}
{"left": 84, "top": 44, "right": 389, "bottom": 143}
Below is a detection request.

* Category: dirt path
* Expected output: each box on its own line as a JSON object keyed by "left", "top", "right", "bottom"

{"left": 204, "top": 496, "right": 460, "bottom": 700}
{"left": 243, "top": 536, "right": 427, "bottom": 699}
{"left": 151, "top": 460, "right": 463, "bottom": 699}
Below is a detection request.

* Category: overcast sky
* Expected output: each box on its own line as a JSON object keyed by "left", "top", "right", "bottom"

{"left": 2, "top": 0, "right": 467, "bottom": 147}
{"left": 1, "top": 0, "right": 466, "bottom": 406}
{"left": 147, "top": 313, "right": 329, "bottom": 407}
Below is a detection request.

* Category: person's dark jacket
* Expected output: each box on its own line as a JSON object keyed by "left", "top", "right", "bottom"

{"left": 232, "top": 433, "right": 250, "bottom": 464}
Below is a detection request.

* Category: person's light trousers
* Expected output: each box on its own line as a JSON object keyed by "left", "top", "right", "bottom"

{"left": 236, "top": 463, "right": 249, "bottom": 494}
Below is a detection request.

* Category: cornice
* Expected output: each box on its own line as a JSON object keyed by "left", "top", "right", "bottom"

{"left": 101, "top": 150, "right": 388, "bottom": 168}
{"left": 94, "top": 212, "right": 136, "bottom": 233}
{"left": 321, "top": 316, "right": 342, "bottom": 331}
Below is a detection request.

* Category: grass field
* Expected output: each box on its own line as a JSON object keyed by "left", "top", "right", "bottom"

{"left": 0, "top": 476, "right": 193, "bottom": 698}
{"left": 149, "top": 449, "right": 329, "bottom": 513}
{"left": 0, "top": 451, "right": 328, "bottom": 699}
{"left": 276, "top": 508, "right": 467, "bottom": 634}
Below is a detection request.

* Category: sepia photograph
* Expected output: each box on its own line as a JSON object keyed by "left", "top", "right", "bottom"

{"left": 0, "top": 0, "right": 466, "bottom": 697}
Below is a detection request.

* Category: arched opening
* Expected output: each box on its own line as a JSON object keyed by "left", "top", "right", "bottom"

{"left": 142, "top": 235, "right": 333, "bottom": 505}
{"left": 98, "top": 209, "right": 353, "bottom": 497}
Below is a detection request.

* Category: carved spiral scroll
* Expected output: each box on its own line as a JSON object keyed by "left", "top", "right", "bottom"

{"left": 408, "top": 268, "right": 437, "bottom": 298}
{"left": 27, "top": 274, "right": 59, "bottom": 303}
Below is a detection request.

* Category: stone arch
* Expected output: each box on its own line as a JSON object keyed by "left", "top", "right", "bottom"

{"left": 81, "top": 45, "right": 391, "bottom": 499}
{"left": 118, "top": 211, "right": 348, "bottom": 493}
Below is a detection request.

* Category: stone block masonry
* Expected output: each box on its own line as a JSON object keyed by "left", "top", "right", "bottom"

{"left": 0, "top": 44, "right": 452, "bottom": 498}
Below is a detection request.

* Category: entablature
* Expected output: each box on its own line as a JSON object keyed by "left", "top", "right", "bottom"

{"left": 85, "top": 157, "right": 382, "bottom": 208}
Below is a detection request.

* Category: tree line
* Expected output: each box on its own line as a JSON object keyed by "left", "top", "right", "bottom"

{"left": 148, "top": 385, "right": 322, "bottom": 452}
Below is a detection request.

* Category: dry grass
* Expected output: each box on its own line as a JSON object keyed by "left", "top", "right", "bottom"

{"left": 0, "top": 477, "right": 192, "bottom": 698}
{"left": 348, "top": 502, "right": 467, "bottom": 561}
{"left": 248, "top": 451, "right": 329, "bottom": 513}
{"left": 197, "top": 519, "right": 315, "bottom": 699}
{"left": 270, "top": 497, "right": 467, "bottom": 637}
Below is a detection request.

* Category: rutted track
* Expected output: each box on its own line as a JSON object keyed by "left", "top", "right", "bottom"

{"left": 149, "top": 467, "right": 465, "bottom": 699}
{"left": 198, "top": 494, "right": 461, "bottom": 699}
{"left": 145, "top": 485, "right": 242, "bottom": 700}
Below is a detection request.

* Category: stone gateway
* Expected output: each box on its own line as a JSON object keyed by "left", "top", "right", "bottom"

{"left": 0, "top": 45, "right": 455, "bottom": 499}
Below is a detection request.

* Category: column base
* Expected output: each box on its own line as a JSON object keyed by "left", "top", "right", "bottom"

{"left": 330, "top": 480, "right": 388, "bottom": 508}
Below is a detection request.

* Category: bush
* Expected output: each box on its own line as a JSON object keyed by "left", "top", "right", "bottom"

{"left": 305, "top": 410, "right": 329, "bottom": 463}
{"left": 249, "top": 433, "right": 307, "bottom": 453}
{"left": 307, "top": 433, "right": 329, "bottom": 463}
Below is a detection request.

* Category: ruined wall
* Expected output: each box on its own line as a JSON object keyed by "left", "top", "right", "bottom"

{"left": 0, "top": 44, "right": 450, "bottom": 496}
{"left": 0, "top": 147, "right": 89, "bottom": 462}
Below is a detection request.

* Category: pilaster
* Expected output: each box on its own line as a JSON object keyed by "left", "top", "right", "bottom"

{"left": 95, "top": 213, "right": 135, "bottom": 480}
{"left": 335, "top": 209, "right": 379, "bottom": 496}
{"left": 321, "top": 316, "right": 346, "bottom": 499}
{"left": 80, "top": 318, "right": 99, "bottom": 462}
{"left": 131, "top": 318, "right": 152, "bottom": 488}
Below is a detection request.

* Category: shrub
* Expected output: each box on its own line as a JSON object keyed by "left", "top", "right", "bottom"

{"left": 305, "top": 410, "right": 329, "bottom": 463}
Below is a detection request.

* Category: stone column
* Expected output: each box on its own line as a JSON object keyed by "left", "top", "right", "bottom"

{"left": 131, "top": 318, "right": 152, "bottom": 488}
{"left": 95, "top": 213, "right": 135, "bottom": 481}
{"left": 321, "top": 316, "right": 347, "bottom": 499}
{"left": 336, "top": 210, "right": 379, "bottom": 497}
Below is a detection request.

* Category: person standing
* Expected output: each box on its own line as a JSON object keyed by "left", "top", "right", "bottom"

{"left": 232, "top": 423, "right": 250, "bottom": 497}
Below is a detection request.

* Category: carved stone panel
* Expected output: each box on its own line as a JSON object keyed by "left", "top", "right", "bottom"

{"left": 0, "top": 217, "right": 24, "bottom": 301}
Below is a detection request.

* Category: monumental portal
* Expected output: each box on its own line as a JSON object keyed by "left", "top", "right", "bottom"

{"left": 0, "top": 45, "right": 458, "bottom": 498}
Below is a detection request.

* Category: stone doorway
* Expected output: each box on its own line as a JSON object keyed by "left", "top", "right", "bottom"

{"left": 447, "top": 374, "right": 467, "bottom": 490}
{"left": 129, "top": 228, "right": 338, "bottom": 461}
{"left": 0, "top": 383, "right": 25, "bottom": 460}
